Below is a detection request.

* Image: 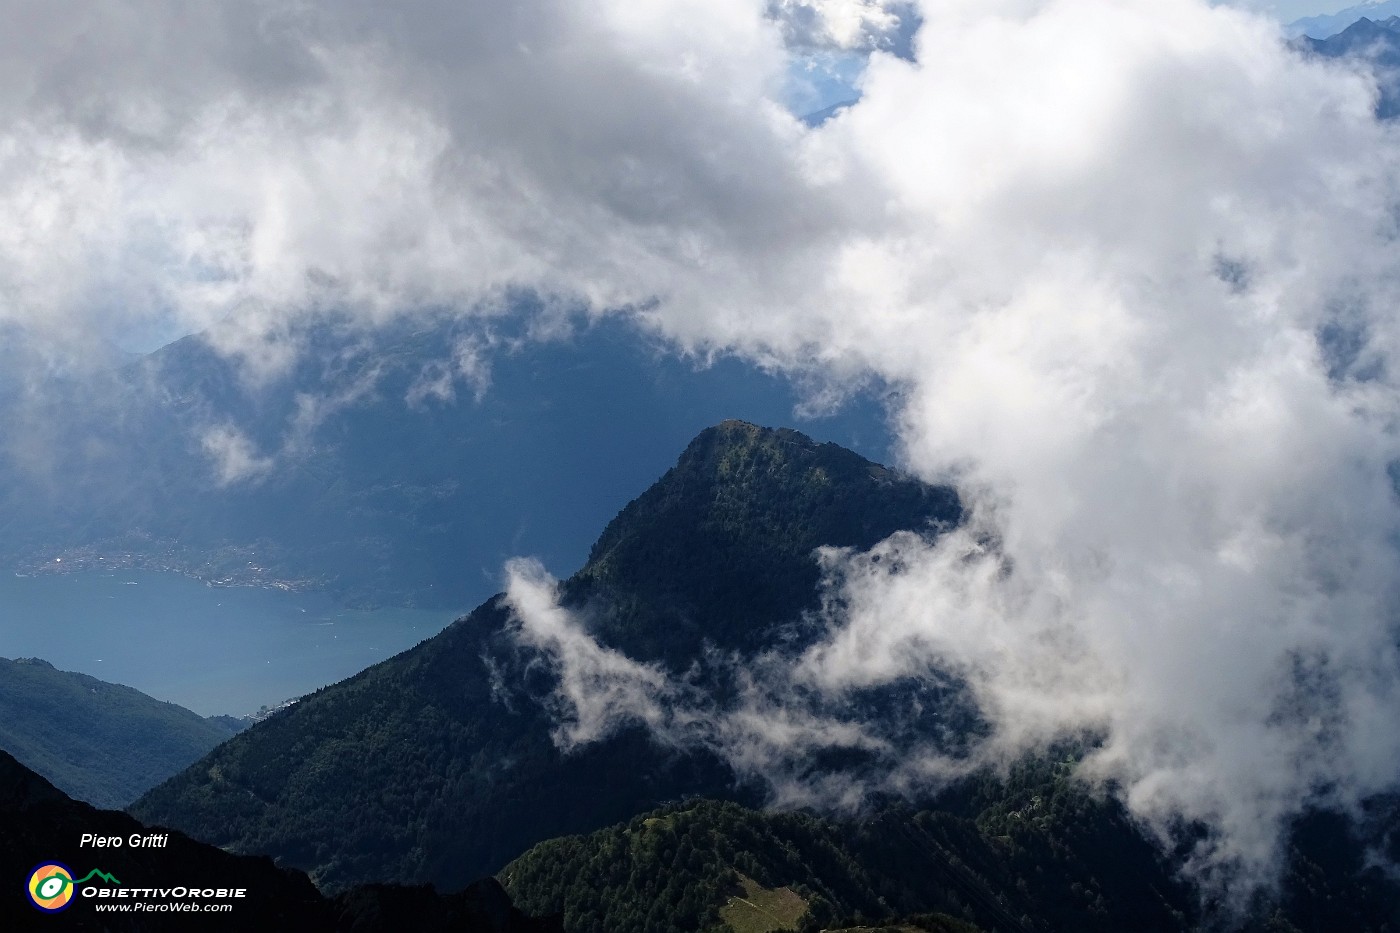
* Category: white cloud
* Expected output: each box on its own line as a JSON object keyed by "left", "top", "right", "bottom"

{"left": 199, "top": 424, "right": 274, "bottom": 486}
{"left": 502, "top": 557, "right": 964, "bottom": 813}
{"left": 406, "top": 334, "right": 494, "bottom": 407}
{"left": 497, "top": 0, "right": 1400, "bottom": 896}
{"left": 3, "top": 0, "right": 1400, "bottom": 898}
{"left": 504, "top": 558, "right": 680, "bottom": 747}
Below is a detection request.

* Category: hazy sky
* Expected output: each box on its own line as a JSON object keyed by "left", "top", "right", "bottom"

{"left": 1250, "top": 0, "right": 1351, "bottom": 21}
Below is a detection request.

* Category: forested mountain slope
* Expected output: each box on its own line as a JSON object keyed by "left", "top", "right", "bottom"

{"left": 131, "top": 422, "right": 959, "bottom": 892}
{"left": 0, "top": 656, "right": 241, "bottom": 808}
{"left": 128, "top": 422, "right": 1400, "bottom": 930}
{"left": 500, "top": 767, "right": 1400, "bottom": 933}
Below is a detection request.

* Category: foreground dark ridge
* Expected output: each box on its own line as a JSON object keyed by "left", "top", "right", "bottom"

{"left": 131, "top": 421, "right": 960, "bottom": 892}
{"left": 0, "top": 749, "right": 558, "bottom": 931}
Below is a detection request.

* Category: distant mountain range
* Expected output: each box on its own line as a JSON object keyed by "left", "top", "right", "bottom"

{"left": 0, "top": 657, "right": 242, "bottom": 808}
{"left": 1296, "top": 15, "right": 1400, "bottom": 117}
{"left": 1289, "top": 1, "right": 1400, "bottom": 39}
{"left": 129, "top": 423, "right": 1400, "bottom": 931}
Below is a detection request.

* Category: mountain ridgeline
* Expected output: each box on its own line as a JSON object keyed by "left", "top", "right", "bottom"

{"left": 1297, "top": 16, "right": 1400, "bottom": 118}
{"left": 129, "top": 422, "right": 1400, "bottom": 931}
{"left": 132, "top": 422, "right": 960, "bottom": 893}
{"left": 0, "top": 657, "right": 242, "bottom": 809}
{"left": 566, "top": 420, "right": 960, "bottom": 666}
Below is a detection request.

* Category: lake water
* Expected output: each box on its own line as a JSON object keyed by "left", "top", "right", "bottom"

{"left": 0, "top": 571, "right": 460, "bottom": 716}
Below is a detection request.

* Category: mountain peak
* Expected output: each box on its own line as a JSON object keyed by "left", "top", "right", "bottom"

{"left": 1344, "top": 15, "right": 1389, "bottom": 34}
{"left": 13, "top": 656, "right": 55, "bottom": 669}
{"left": 685, "top": 418, "right": 829, "bottom": 455}
{"left": 1289, "top": 0, "right": 1400, "bottom": 39}
{"left": 572, "top": 421, "right": 959, "bottom": 664}
{"left": 132, "top": 425, "right": 960, "bottom": 890}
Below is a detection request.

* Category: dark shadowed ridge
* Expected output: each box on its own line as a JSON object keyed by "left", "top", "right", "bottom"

{"left": 0, "top": 749, "right": 558, "bottom": 931}
{"left": 498, "top": 793, "right": 1186, "bottom": 933}
{"left": 131, "top": 422, "right": 959, "bottom": 893}
{"left": 496, "top": 770, "right": 1400, "bottom": 933}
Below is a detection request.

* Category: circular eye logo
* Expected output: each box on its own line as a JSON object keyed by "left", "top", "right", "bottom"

{"left": 27, "top": 863, "right": 75, "bottom": 913}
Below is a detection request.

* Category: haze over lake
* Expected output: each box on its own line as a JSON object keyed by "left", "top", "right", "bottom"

{"left": 0, "top": 571, "right": 457, "bottom": 716}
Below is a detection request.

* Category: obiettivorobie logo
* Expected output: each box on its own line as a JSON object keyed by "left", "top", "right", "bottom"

{"left": 26, "top": 862, "right": 120, "bottom": 913}
{"left": 26, "top": 860, "right": 248, "bottom": 916}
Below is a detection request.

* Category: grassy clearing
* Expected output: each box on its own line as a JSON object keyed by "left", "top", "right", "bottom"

{"left": 719, "top": 873, "right": 809, "bottom": 933}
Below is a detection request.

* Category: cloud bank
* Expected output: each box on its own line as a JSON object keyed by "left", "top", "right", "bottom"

{"left": 6, "top": 0, "right": 1400, "bottom": 898}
